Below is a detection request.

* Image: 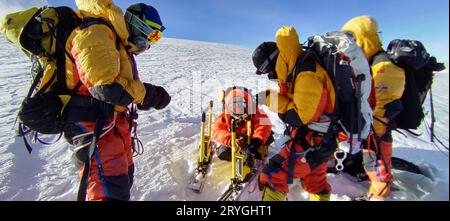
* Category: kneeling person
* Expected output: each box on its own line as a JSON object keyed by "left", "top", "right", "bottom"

{"left": 213, "top": 88, "right": 273, "bottom": 162}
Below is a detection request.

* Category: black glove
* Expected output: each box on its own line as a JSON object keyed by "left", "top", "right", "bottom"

{"left": 278, "top": 109, "right": 303, "bottom": 127}
{"left": 426, "top": 56, "right": 446, "bottom": 72}
{"left": 137, "top": 83, "right": 171, "bottom": 110}
{"left": 235, "top": 135, "right": 248, "bottom": 148}
{"left": 248, "top": 138, "right": 264, "bottom": 159}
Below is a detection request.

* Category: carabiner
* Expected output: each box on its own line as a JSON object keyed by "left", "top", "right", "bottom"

{"left": 334, "top": 149, "right": 347, "bottom": 172}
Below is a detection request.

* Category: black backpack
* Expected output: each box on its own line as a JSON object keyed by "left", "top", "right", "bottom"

{"left": 386, "top": 39, "right": 445, "bottom": 130}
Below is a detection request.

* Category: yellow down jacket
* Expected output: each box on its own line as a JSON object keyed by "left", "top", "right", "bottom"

{"left": 265, "top": 27, "right": 335, "bottom": 125}
{"left": 65, "top": 0, "right": 146, "bottom": 111}
{"left": 342, "top": 16, "right": 405, "bottom": 136}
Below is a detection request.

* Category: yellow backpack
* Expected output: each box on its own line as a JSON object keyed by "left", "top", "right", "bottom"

{"left": 1, "top": 6, "right": 114, "bottom": 153}
{"left": 1, "top": 6, "right": 80, "bottom": 94}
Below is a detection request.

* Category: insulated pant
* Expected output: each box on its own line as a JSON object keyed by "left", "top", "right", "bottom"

{"left": 362, "top": 130, "right": 393, "bottom": 197}
{"left": 259, "top": 129, "right": 335, "bottom": 194}
{"left": 65, "top": 112, "right": 134, "bottom": 201}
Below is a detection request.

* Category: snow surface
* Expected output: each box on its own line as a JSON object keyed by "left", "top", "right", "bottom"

{"left": 0, "top": 0, "right": 48, "bottom": 18}
{"left": 0, "top": 36, "right": 448, "bottom": 201}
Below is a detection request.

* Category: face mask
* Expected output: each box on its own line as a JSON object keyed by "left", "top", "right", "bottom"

{"left": 267, "top": 69, "right": 278, "bottom": 80}
{"left": 129, "top": 36, "right": 151, "bottom": 55}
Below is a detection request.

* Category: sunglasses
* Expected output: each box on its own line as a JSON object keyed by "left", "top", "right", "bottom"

{"left": 126, "top": 11, "right": 164, "bottom": 45}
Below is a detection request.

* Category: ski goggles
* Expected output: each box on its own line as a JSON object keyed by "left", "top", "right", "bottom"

{"left": 126, "top": 11, "right": 164, "bottom": 45}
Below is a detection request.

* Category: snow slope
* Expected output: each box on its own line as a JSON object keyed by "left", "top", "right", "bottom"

{"left": 0, "top": 36, "right": 448, "bottom": 201}
{"left": 0, "top": 0, "right": 48, "bottom": 19}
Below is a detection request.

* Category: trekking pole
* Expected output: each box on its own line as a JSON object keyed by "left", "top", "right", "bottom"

{"left": 207, "top": 101, "right": 213, "bottom": 139}
{"left": 428, "top": 91, "right": 448, "bottom": 150}
{"left": 206, "top": 101, "right": 213, "bottom": 161}
{"left": 246, "top": 114, "right": 252, "bottom": 147}
{"left": 245, "top": 114, "right": 253, "bottom": 169}
{"left": 231, "top": 119, "right": 237, "bottom": 184}
{"left": 198, "top": 111, "right": 206, "bottom": 164}
{"left": 429, "top": 88, "right": 435, "bottom": 143}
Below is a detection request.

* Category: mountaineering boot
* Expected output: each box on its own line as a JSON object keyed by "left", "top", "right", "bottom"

{"left": 258, "top": 145, "right": 269, "bottom": 159}
{"left": 261, "top": 187, "right": 287, "bottom": 201}
{"left": 309, "top": 191, "right": 331, "bottom": 201}
{"left": 354, "top": 192, "right": 384, "bottom": 201}
{"left": 368, "top": 181, "right": 391, "bottom": 200}
{"left": 216, "top": 145, "right": 232, "bottom": 161}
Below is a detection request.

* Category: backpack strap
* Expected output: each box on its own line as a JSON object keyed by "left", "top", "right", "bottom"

{"left": 49, "top": 7, "right": 80, "bottom": 94}
{"left": 287, "top": 48, "right": 317, "bottom": 93}
{"left": 77, "top": 112, "right": 107, "bottom": 201}
{"left": 79, "top": 17, "right": 122, "bottom": 50}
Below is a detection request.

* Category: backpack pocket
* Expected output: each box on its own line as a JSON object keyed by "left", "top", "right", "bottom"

{"left": 18, "top": 92, "right": 63, "bottom": 134}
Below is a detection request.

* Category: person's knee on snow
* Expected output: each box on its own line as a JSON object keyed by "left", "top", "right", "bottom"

{"left": 212, "top": 88, "right": 273, "bottom": 161}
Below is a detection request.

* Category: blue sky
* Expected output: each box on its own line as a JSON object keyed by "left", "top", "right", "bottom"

{"left": 49, "top": 0, "right": 449, "bottom": 65}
